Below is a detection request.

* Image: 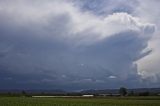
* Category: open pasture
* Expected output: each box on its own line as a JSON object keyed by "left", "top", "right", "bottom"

{"left": 0, "top": 96, "right": 160, "bottom": 106}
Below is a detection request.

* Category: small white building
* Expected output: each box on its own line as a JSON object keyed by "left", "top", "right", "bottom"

{"left": 82, "top": 95, "right": 94, "bottom": 97}
{"left": 99, "top": 94, "right": 120, "bottom": 97}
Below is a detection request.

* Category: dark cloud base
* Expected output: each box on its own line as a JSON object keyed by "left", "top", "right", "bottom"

{"left": 0, "top": 0, "right": 159, "bottom": 90}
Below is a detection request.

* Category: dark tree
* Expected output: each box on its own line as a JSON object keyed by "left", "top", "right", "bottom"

{"left": 119, "top": 87, "right": 127, "bottom": 96}
{"left": 139, "top": 91, "right": 149, "bottom": 96}
{"left": 129, "top": 90, "right": 134, "bottom": 96}
{"left": 22, "top": 90, "right": 26, "bottom": 96}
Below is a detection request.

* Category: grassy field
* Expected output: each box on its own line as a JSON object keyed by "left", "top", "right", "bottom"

{"left": 0, "top": 96, "right": 160, "bottom": 106}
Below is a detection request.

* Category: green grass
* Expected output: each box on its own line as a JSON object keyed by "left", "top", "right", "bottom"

{"left": 0, "top": 96, "right": 160, "bottom": 106}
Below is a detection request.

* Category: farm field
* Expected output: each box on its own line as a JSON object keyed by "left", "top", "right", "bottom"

{"left": 0, "top": 96, "right": 160, "bottom": 106}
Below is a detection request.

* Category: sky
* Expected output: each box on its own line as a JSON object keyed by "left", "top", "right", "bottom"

{"left": 0, "top": 0, "right": 160, "bottom": 90}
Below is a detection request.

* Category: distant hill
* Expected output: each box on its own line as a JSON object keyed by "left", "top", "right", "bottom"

{"left": 80, "top": 88, "right": 160, "bottom": 94}
{"left": 0, "top": 88, "right": 160, "bottom": 95}
{"left": 0, "top": 89, "right": 66, "bottom": 95}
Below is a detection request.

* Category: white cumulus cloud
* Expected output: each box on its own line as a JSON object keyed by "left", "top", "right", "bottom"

{"left": 0, "top": 0, "right": 157, "bottom": 89}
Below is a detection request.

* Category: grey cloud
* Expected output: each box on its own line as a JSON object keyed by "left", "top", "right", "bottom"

{"left": 0, "top": 0, "right": 157, "bottom": 90}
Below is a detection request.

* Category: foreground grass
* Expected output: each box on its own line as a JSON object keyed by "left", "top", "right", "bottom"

{"left": 0, "top": 96, "right": 160, "bottom": 106}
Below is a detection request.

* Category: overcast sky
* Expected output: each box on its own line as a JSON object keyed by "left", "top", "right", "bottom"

{"left": 0, "top": 0, "right": 160, "bottom": 90}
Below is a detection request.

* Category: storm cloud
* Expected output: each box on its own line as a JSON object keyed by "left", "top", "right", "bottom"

{"left": 0, "top": 0, "right": 158, "bottom": 90}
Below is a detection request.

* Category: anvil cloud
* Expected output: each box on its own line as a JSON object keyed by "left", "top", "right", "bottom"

{"left": 0, "top": 0, "right": 159, "bottom": 90}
